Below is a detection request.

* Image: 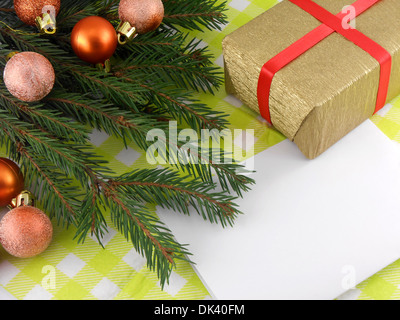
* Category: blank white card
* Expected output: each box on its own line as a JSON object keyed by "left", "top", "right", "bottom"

{"left": 158, "top": 120, "right": 400, "bottom": 300}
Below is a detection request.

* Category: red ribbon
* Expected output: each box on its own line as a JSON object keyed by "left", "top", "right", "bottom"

{"left": 257, "top": 0, "right": 392, "bottom": 125}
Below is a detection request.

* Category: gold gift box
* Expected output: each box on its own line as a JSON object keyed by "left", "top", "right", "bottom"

{"left": 223, "top": 0, "right": 400, "bottom": 159}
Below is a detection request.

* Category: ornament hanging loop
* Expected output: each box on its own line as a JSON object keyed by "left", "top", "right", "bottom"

{"left": 117, "top": 22, "right": 137, "bottom": 45}
{"left": 8, "top": 191, "right": 35, "bottom": 210}
{"left": 96, "top": 59, "right": 112, "bottom": 73}
{"left": 35, "top": 12, "right": 57, "bottom": 35}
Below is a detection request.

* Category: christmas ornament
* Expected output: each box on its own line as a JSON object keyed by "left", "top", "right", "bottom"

{"left": 71, "top": 16, "right": 118, "bottom": 67}
{"left": 14, "top": 0, "right": 61, "bottom": 34}
{"left": 0, "top": 191, "right": 53, "bottom": 258}
{"left": 117, "top": 0, "right": 164, "bottom": 45}
{"left": 0, "top": 158, "right": 25, "bottom": 207}
{"left": 3, "top": 51, "right": 56, "bottom": 102}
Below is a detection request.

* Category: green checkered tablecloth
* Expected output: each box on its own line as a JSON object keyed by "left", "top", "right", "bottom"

{"left": 1, "top": 0, "right": 400, "bottom": 300}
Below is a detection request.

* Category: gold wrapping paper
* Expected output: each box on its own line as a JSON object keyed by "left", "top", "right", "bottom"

{"left": 223, "top": 0, "right": 400, "bottom": 159}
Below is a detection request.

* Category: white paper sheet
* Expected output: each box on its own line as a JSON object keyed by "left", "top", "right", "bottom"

{"left": 157, "top": 120, "right": 400, "bottom": 300}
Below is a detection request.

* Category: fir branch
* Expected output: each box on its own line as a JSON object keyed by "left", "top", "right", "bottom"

{"left": 116, "top": 32, "right": 222, "bottom": 93}
{"left": 120, "top": 31, "right": 181, "bottom": 52}
{"left": 1, "top": 136, "right": 81, "bottom": 227}
{"left": 0, "top": 0, "right": 255, "bottom": 288}
{"left": 143, "top": 126, "right": 255, "bottom": 197}
{"left": 0, "top": 106, "right": 108, "bottom": 191}
{"left": 74, "top": 188, "right": 108, "bottom": 245}
{"left": 57, "top": 0, "right": 99, "bottom": 30}
{"left": 108, "top": 168, "right": 241, "bottom": 227}
{"left": 45, "top": 92, "right": 167, "bottom": 149}
{"left": 101, "top": 179, "right": 192, "bottom": 287}
{"left": 64, "top": 65, "right": 149, "bottom": 110}
{"left": 17, "top": 145, "right": 80, "bottom": 226}
{"left": 0, "top": 85, "right": 88, "bottom": 143}
{"left": 114, "top": 72, "right": 227, "bottom": 131}
{"left": 162, "top": 0, "right": 228, "bottom": 31}
{"left": 115, "top": 43, "right": 223, "bottom": 94}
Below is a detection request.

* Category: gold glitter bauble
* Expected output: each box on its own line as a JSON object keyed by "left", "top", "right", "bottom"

{"left": 119, "top": 0, "right": 164, "bottom": 34}
{"left": 0, "top": 206, "right": 53, "bottom": 258}
{"left": 14, "top": 0, "right": 61, "bottom": 26}
{"left": 0, "top": 158, "right": 24, "bottom": 207}
{"left": 3, "top": 52, "right": 55, "bottom": 102}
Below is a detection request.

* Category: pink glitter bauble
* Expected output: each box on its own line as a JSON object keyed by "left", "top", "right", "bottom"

{"left": 14, "top": 0, "right": 61, "bottom": 26}
{"left": 0, "top": 206, "right": 53, "bottom": 258}
{"left": 119, "top": 0, "right": 164, "bottom": 34}
{"left": 3, "top": 52, "right": 55, "bottom": 102}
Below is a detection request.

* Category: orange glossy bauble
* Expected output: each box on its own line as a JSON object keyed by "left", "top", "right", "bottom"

{"left": 71, "top": 16, "right": 118, "bottom": 65}
{"left": 0, "top": 158, "right": 24, "bottom": 207}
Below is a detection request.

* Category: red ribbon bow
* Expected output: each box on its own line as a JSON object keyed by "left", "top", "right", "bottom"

{"left": 257, "top": 0, "right": 392, "bottom": 125}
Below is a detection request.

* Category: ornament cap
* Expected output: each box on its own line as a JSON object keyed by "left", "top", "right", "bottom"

{"left": 6, "top": 52, "right": 19, "bottom": 61}
{"left": 9, "top": 191, "right": 36, "bottom": 209}
{"left": 35, "top": 13, "right": 57, "bottom": 34}
{"left": 117, "top": 21, "right": 137, "bottom": 45}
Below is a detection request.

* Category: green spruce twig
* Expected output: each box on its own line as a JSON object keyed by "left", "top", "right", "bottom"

{"left": 0, "top": 0, "right": 254, "bottom": 288}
